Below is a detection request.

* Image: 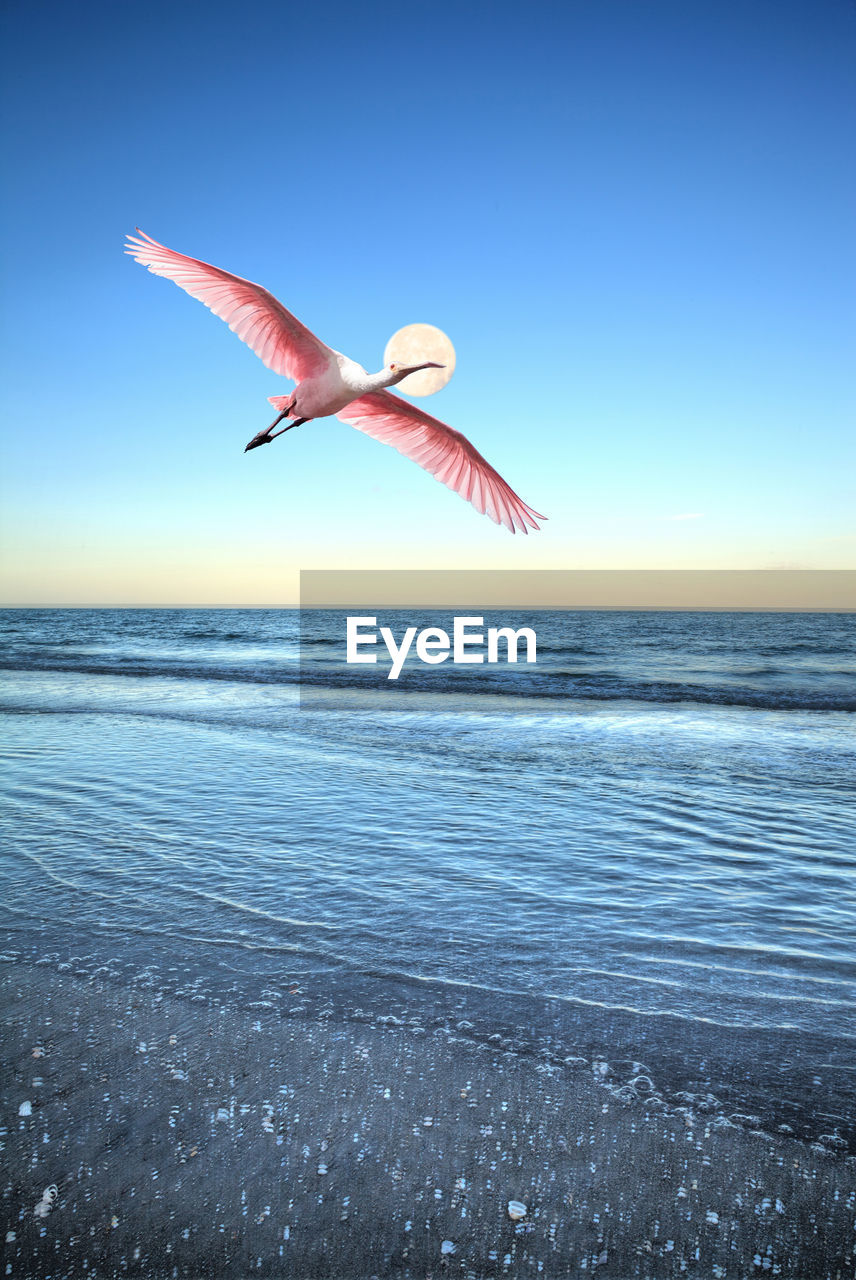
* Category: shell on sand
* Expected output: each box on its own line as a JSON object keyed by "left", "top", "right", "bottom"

{"left": 33, "top": 1186, "right": 58, "bottom": 1219}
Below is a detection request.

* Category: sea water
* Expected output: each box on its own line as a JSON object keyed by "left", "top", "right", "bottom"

{"left": 1, "top": 608, "right": 854, "bottom": 1150}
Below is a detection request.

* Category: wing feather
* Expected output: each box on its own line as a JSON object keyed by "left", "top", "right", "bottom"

{"left": 125, "top": 229, "right": 334, "bottom": 384}
{"left": 337, "top": 390, "right": 545, "bottom": 534}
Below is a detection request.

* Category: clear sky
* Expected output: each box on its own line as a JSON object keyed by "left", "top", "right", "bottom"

{"left": 1, "top": 0, "right": 854, "bottom": 605}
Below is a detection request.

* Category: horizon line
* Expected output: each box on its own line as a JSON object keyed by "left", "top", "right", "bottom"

{"left": 1, "top": 604, "right": 854, "bottom": 613}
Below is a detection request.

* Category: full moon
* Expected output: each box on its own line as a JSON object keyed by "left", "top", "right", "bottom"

{"left": 383, "top": 323, "right": 456, "bottom": 397}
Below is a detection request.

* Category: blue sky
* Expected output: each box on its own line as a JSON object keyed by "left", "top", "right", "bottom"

{"left": 1, "top": 0, "right": 854, "bottom": 603}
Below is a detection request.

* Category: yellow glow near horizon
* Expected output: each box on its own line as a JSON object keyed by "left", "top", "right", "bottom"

{"left": 1, "top": 524, "right": 854, "bottom": 613}
{"left": 2, "top": 495, "right": 854, "bottom": 608}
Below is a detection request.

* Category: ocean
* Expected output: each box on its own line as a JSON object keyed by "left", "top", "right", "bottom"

{"left": 1, "top": 607, "right": 854, "bottom": 1156}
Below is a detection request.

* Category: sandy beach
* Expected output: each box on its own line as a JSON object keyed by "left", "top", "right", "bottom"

{"left": 2, "top": 964, "right": 853, "bottom": 1279}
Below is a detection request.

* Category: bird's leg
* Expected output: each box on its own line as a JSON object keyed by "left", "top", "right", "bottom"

{"left": 268, "top": 417, "right": 307, "bottom": 440}
{"left": 244, "top": 407, "right": 295, "bottom": 453}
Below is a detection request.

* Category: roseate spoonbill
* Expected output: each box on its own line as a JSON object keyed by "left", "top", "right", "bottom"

{"left": 125, "top": 230, "right": 545, "bottom": 534}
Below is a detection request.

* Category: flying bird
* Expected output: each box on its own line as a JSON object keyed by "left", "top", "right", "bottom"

{"left": 125, "top": 230, "right": 545, "bottom": 533}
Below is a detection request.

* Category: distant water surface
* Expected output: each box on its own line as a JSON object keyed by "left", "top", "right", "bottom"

{"left": 1, "top": 609, "right": 854, "bottom": 1149}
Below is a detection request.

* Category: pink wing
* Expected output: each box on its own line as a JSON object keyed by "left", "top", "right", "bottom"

{"left": 338, "top": 391, "right": 546, "bottom": 534}
{"left": 125, "top": 229, "right": 334, "bottom": 384}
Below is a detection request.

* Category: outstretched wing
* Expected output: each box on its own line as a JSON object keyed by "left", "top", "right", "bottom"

{"left": 337, "top": 391, "right": 545, "bottom": 534}
{"left": 125, "top": 229, "right": 334, "bottom": 384}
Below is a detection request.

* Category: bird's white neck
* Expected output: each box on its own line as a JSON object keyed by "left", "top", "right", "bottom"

{"left": 363, "top": 367, "right": 401, "bottom": 393}
{"left": 341, "top": 359, "right": 434, "bottom": 395}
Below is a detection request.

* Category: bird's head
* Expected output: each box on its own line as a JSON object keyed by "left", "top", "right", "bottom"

{"left": 387, "top": 361, "right": 445, "bottom": 386}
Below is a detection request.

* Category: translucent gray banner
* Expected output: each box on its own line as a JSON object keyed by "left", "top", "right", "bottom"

{"left": 298, "top": 570, "right": 855, "bottom": 713}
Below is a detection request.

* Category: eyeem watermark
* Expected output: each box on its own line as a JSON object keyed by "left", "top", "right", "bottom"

{"left": 346, "top": 616, "right": 537, "bottom": 681}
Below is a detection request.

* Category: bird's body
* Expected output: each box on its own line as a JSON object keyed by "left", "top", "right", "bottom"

{"left": 125, "top": 230, "right": 545, "bottom": 533}
{"left": 289, "top": 353, "right": 389, "bottom": 420}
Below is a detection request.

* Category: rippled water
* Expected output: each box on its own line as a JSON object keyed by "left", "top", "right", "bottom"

{"left": 1, "top": 609, "right": 854, "bottom": 1147}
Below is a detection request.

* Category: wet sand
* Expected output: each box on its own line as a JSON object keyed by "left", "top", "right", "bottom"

{"left": 2, "top": 965, "right": 854, "bottom": 1279}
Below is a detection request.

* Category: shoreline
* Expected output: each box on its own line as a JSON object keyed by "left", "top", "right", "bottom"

{"left": 3, "top": 965, "right": 854, "bottom": 1278}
